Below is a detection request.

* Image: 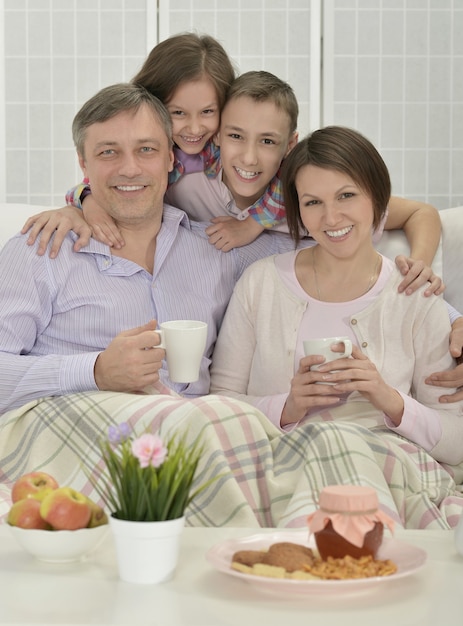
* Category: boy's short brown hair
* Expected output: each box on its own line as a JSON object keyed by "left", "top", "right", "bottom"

{"left": 225, "top": 71, "right": 298, "bottom": 134}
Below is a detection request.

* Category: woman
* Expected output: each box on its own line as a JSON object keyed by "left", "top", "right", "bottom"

{"left": 211, "top": 126, "right": 463, "bottom": 471}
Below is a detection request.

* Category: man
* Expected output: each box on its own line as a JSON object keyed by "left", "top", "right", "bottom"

{"left": 0, "top": 83, "right": 296, "bottom": 414}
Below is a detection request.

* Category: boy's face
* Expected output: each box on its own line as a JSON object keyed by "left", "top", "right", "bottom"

{"left": 215, "top": 95, "right": 298, "bottom": 209}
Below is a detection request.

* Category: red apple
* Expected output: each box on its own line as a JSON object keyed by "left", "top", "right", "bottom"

{"left": 86, "top": 498, "right": 108, "bottom": 528}
{"left": 7, "top": 498, "right": 52, "bottom": 530}
{"left": 11, "top": 471, "right": 59, "bottom": 503}
{"left": 40, "top": 487, "right": 91, "bottom": 531}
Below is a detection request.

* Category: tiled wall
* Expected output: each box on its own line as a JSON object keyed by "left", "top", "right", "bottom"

{"left": 0, "top": 0, "right": 312, "bottom": 206}
{"left": 164, "top": 0, "right": 313, "bottom": 139}
{"left": 324, "top": 0, "right": 463, "bottom": 208}
{"left": 1, "top": 0, "right": 462, "bottom": 209}
{"left": 2, "top": 0, "right": 150, "bottom": 206}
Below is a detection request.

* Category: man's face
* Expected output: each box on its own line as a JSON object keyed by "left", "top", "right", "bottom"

{"left": 79, "top": 104, "right": 174, "bottom": 226}
{"left": 215, "top": 95, "right": 298, "bottom": 210}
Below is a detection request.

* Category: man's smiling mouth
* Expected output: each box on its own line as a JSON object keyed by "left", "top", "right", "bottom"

{"left": 116, "top": 185, "right": 145, "bottom": 192}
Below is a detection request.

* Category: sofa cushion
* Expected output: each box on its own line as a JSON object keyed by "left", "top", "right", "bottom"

{"left": 0, "top": 203, "right": 46, "bottom": 248}
{"left": 441, "top": 206, "right": 463, "bottom": 314}
{"left": 367, "top": 223, "right": 443, "bottom": 292}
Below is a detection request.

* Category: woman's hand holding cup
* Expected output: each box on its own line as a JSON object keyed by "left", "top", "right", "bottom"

{"left": 281, "top": 352, "right": 347, "bottom": 428}
{"left": 315, "top": 345, "right": 405, "bottom": 425}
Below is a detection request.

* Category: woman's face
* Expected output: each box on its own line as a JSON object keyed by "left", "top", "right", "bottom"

{"left": 165, "top": 77, "right": 220, "bottom": 155}
{"left": 295, "top": 164, "right": 375, "bottom": 258}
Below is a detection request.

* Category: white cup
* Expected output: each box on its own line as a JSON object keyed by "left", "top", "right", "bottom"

{"left": 155, "top": 320, "right": 207, "bottom": 383}
{"left": 303, "top": 336, "right": 353, "bottom": 378}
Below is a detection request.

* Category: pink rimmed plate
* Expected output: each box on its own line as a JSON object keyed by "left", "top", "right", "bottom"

{"left": 205, "top": 531, "right": 426, "bottom": 595}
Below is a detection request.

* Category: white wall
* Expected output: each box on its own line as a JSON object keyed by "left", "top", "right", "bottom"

{"left": 323, "top": 0, "right": 463, "bottom": 209}
{"left": 1, "top": 0, "right": 462, "bottom": 209}
{"left": 1, "top": 0, "right": 150, "bottom": 206}
{"left": 162, "top": 0, "right": 314, "bottom": 135}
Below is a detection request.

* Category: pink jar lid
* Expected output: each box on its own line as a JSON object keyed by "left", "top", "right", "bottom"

{"left": 319, "top": 485, "right": 379, "bottom": 514}
{"left": 307, "top": 485, "right": 395, "bottom": 548}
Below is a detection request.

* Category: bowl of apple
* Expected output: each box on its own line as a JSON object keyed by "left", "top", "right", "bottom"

{"left": 6, "top": 472, "right": 109, "bottom": 563}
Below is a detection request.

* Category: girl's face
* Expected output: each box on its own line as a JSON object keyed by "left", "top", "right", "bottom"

{"left": 295, "top": 165, "right": 375, "bottom": 258}
{"left": 165, "top": 77, "right": 220, "bottom": 155}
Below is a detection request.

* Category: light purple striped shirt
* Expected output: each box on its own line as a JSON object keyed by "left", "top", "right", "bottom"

{"left": 0, "top": 204, "right": 297, "bottom": 413}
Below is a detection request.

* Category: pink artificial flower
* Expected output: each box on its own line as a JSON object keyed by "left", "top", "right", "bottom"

{"left": 131, "top": 433, "right": 168, "bottom": 469}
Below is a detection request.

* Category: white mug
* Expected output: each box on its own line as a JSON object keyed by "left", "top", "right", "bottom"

{"left": 155, "top": 320, "right": 207, "bottom": 383}
{"left": 303, "top": 336, "right": 353, "bottom": 376}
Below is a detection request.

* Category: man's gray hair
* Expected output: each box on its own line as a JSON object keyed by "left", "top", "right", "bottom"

{"left": 72, "top": 82, "right": 173, "bottom": 156}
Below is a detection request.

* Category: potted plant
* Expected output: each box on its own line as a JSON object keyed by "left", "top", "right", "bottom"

{"left": 92, "top": 422, "right": 216, "bottom": 584}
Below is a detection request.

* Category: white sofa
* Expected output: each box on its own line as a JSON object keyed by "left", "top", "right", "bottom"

{"left": 1, "top": 202, "right": 463, "bottom": 313}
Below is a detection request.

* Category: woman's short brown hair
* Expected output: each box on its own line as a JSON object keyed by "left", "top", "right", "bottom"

{"left": 281, "top": 126, "right": 391, "bottom": 244}
{"left": 225, "top": 71, "right": 298, "bottom": 134}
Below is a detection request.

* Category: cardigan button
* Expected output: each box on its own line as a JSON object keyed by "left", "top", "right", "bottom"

{"left": 362, "top": 341, "right": 368, "bottom": 348}
{"left": 351, "top": 319, "right": 358, "bottom": 325}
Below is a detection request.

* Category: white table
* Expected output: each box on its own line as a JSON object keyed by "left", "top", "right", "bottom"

{"left": 0, "top": 525, "right": 460, "bottom": 626}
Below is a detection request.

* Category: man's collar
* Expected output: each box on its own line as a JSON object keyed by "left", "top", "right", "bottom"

{"left": 69, "top": 231, "right": 111, "bottom": 257}
{"left": 69, "top": 204, "right": 194, "bottom": 270}
{"left": 161, "top": 203, "right": 193, "bottom": 229}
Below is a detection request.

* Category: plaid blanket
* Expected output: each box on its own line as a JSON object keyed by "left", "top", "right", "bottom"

{"left": 1, "top": 391, "right": 462, "bottom": 529}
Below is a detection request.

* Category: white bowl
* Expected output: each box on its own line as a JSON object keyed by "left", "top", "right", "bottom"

{"left": 7, "top": 524, "right": 109, "bottom": 563}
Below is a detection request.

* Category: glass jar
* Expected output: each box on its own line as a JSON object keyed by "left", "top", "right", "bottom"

{"left": 307, "top": 485, "right": 395, "bottom": 560}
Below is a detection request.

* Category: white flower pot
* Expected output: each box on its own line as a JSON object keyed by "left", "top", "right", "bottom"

{"left": 109, "top": 515, "right": 185, "bottom": 584}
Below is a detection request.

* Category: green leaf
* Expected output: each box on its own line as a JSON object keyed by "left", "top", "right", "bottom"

{"left": 83, "top": 426, "right": 221, "bottom": 522}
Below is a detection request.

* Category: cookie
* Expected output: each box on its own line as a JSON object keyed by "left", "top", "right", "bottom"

{"left": 231, "top": 549, "right": 267, "bottom": 567}
{"left": 262, "top": 541, "right": 315, "bottom": 573}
